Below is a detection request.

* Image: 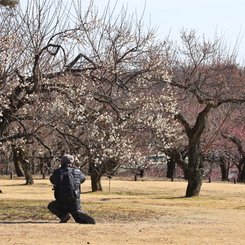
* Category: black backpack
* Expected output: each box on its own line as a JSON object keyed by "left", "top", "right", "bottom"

{"left": 54, "top": 168, "right": 77, "bottom": 203}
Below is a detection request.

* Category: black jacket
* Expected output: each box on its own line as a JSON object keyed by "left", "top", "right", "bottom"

{"left": 50, "top": 165, "right": 86, "bottom": 204}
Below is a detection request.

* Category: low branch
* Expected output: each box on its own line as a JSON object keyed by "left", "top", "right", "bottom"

{"left": 0, "top": 133, "right": 33, "bottom": 143}
{"left": 221, "top": 133, "right": 245, "bottom": 156}
{"left": 174, "top": 113, "right": 191, "bottom": 134}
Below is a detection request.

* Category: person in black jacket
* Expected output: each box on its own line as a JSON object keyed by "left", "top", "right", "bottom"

{"left": 47, "top": 154, "right": 95, "bottom": 224}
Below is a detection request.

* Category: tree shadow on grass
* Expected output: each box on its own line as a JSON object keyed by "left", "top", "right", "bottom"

{"left": 3, "top": 183, "right": 33, "bottom": 187}
{"left": 100, "top": 198, "right": 124, "bottom": 201}
{"left": 99, "top": 196, "right": 189, "bottom": 201}
{"left": 0, "top": 221, "right": 57, "bottom": 224}
{"left": 154, "top": 196, "right": 188, "bottom": 200}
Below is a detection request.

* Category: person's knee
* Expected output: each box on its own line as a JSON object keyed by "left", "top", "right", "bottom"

{"left": 47, "top": 201, "right": 58, "bottom": 213}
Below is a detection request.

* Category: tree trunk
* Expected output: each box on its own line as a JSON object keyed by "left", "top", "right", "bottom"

{"left": 12, "top": 145, "right": 25, "bottom": 177}
{"left": 221, "top": 135, "right": 245, "bottom": 183}
{"left": 22, "top": 159, "right": 34, "bottom": 185}
{"left": 176, "top": 104, "right": 212, "bottom": 197}
{"left": 167, "top": 157, "right": 175, "bottom": 180}
{"left": 220, "top": 164, "right": 229, "bottom": 181}
{"left": 238, "top": 156, "right": 245, "bottom": 182}
{"left": 89, "top": 161, "right": 103, "bottom": 192}
{"left": 238, "top": 167, "right": 245, "bottom": 182}
{"left": 185, "top": 142, "right": 204, "bottom": 197}
{"left": 90, "top": 173, "right": 102, "bottom": 192}
{"left": 88, "top": 158, "right": 117, "bottom": 191}
{"left": 168, "top": 148, "right": 189, "bottom": 180}
{"left": 13, "top": 158, "right": 25, "bottom": 177}
{"left": 12, "top": 146, "right": 34, "bottom": 185}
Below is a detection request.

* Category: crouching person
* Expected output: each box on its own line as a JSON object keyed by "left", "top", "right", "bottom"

{"left": 48, "top": 154, "right": 95, "bottom": 224}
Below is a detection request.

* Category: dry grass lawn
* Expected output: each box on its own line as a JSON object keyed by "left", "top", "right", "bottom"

{"left": 0, "top": 176, "right": 245, "bottom": 244}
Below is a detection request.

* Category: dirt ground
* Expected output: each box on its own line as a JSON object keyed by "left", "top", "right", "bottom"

{"left": 0, "top": 177, "right": 245, "bottom": 245}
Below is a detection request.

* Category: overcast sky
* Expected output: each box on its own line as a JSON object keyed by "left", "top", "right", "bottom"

{"left": 21, "top": 0, "right": 245, "bottom": 63}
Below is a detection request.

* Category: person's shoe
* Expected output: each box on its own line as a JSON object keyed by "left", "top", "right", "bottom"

{"left": 60, "top": 214, "right": 71, "bottom": 223}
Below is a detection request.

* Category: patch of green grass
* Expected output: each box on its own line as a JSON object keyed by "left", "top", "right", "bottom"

{"left": 83, "top": 202, "right": 167, "bottom": 223}
{"left": 0, "top": 199, "right": 53, "bottom": 221}
{"left": 0, "top": 198, "right": 167, "bottom": 223}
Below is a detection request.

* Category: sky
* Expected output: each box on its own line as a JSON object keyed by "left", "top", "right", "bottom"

{"left": 96, "top": 0, "right": 245, "bottom": 62}
{"left": 20, "top": 0, "right": 245, "bottom": 63}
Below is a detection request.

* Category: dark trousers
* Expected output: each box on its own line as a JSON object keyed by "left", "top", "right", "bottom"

{"left": 47, "top": 200, "right": 95, "bottom": 224}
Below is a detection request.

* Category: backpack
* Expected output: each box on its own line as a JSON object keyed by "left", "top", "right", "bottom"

{"left": 54, "top": 168, "right": 77, "bottom": 203}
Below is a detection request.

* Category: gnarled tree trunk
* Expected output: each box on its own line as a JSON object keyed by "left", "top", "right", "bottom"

{"left": 177, "top": 104, "right": 212, "bottom": 197}
{"left": 13, "top": 146, "right": 34, "bottom": 185}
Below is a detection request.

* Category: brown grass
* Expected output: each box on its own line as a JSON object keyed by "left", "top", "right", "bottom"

{"left": 0, "top": 176, "right": 245, "bottom": 244}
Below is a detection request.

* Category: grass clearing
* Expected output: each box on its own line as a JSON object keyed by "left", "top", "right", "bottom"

{"left": 0, "top": 177, "right": 245, "bottom": 244}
